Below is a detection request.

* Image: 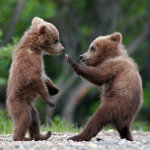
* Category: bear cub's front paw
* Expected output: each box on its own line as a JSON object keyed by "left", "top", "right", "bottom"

{"left": 65, "top": 54, "right": 73, "bottom": 65}
{"left": 49, "top": 87, "right": 59, "bottom": 96}
{"left": 65, "top": 53, "right": 77, "bottom": 69}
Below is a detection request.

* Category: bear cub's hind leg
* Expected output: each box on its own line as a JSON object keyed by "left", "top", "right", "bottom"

{"left": 29, "top": 105, "right": 51, "bottom": 141}
{"left": 117, "top": 126, "right": 133, "bottom": 141}
{"left": 13, "top": 105, "right": 31, "bottom": 141}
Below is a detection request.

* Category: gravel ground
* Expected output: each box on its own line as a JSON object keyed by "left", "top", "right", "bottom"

{"left": 0, "top": 130, "right": 150, "bottom": 150}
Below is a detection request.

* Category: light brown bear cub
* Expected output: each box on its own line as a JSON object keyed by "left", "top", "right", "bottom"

{"left": 7, "top": 17, "right": 64, "bottom": 141}
{"left": 65, "top": 32, "right": 143, "bottom": 141}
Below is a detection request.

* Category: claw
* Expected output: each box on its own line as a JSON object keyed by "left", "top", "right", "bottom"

{"left": 65, "top": 53, "right": 70, "bottom": 62}
{"left": 48, "top": 101, "right": 55, "bottom": 107}
{"left": 65, "top": 53, "right": 68, "bottom": 58}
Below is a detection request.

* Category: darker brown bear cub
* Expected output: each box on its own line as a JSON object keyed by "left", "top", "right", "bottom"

{"left": 65, "top": 32, "right": 143, "bottom": 141}
{"left": 7, "top": 17, "right": 64, "bottom": 141}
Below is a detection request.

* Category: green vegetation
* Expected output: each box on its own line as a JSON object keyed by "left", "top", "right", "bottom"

{"left": 0, "top": 110, "right": 13, "bottom": 134}
{"left": 41, "top": 116, "right": 80, "bottom": 133}
{"left": 0, "top": 35, "right": 17, "bottom": 84}
{"left": 0, "top": 110, "right": 80, "bottom": 134}
{"left": 0, "top": 109, "right": 150, "bottom": 134}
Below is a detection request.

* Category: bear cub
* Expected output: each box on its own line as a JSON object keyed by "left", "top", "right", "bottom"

{"left": 7, "top": 17, "right": 64, "bottom": 141}
{"left": 65, "top": 32, "right": 143, "bottom": 141}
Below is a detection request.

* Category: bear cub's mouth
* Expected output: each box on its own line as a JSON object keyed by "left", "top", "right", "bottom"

{"left": 81, "top": 58, "right": 92, "bottom": 62}
{"left": 55, "top": 50, "right": 64, "bottom": 56}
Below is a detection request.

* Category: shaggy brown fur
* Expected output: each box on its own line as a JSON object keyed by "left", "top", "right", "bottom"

{"left": 6, "top": 17, "right": 64, "bottom": 141}
{"left": 65, "top": 32, "right": 143, "bottom": 142}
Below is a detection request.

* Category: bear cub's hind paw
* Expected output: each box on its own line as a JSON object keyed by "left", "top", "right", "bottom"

{"left": 67, "top": 134, "right": 91, "bottom": 142}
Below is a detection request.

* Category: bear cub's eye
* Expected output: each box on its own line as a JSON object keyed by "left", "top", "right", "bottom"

{"left": 54, "top": 39, "right": 59, "bottom": 44}
{"left": 90, "top": 45, "right": 96, "bottom": 52}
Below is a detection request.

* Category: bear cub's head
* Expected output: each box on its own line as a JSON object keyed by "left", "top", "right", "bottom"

{"left": 80, "top": 32, "right": 123, "bottom": 66}
{"left": 32, "top": 17, "right": 64, "bottom": 55}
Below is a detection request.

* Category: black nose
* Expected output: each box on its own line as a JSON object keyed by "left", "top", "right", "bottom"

{"left": 80, "top": 55, "right": 84, "bottom": 60}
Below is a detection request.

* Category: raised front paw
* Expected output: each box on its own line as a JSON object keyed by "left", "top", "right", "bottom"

{"left": 67, "top": 134, "right": 91, "bottom": 142}
{"left": 65, "top": 54, "right": 76, "bottom": 68}
{"left": 65, "top": 53, "right": 72, "bottom": 63}
{"left": 49, "top": 87, "right": 59, "bottom": 96}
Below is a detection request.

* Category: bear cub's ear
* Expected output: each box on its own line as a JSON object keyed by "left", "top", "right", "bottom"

{"left": 32, "top": 17, "right": 44, "bottom": 27}
{"left": 39, "top": 25, "right": 47, "bottom": 34}
{"left": 110, "top": 32, "right": 122, "bottom": 43}
{"left": 32, "top": 17, "right": 47, "bottom": 34}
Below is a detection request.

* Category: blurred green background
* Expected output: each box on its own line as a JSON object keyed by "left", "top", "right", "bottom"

{"left": 0, "top": 0, "right": 150, "bottom": 133}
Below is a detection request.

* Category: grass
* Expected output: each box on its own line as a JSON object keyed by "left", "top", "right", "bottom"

{"left": 132, "top": 121, "right": 150, "bottom": 131}
{"left": 0, "top": 109, "right": 150, "bottom": 134}
{"left": 41, "top": 116, "right": 80, "bottom": 133}
{"left": 0, "top": 110, "right": 13, "bottom": 134}
{"left": 0, "top": 110, "right": 80, "bottom": 134}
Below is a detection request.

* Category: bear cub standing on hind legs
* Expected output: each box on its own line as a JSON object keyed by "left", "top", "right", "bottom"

{"left": 7, "top": 17, "right": 64, "bottom": 141}
{"left": 65, "top": 32, "right": 143, "bottom": 141}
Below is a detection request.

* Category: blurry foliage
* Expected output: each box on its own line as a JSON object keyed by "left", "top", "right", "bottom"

{"left": 75, "top": 89, "right": 100, "bottom": 126}
{"left": 16, "top": 0, "right": 57, "bottom": 36}
{"left": 0, "top": 0, "right": 17, "bottom": 34}
{"left": 140, "top": 82, "right": 150, "bottom": 121}
{"left": 0, "top": 110, "right": 13, "bottom": 134}
{"left": 0, "top": 32, "right": 17, "bottom": 84}
{"left": 132, "top": 121, "right": 150, "bottom": 131}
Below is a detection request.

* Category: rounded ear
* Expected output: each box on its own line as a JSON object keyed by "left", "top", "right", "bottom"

{"left": 39, "top": 25, "right": 47, "bottom": 34}
{"left": 32, "top": 17, "right": 43, "bottom": 27}
{"left": 110, "top": 32, "right": 122, "bottom": 43}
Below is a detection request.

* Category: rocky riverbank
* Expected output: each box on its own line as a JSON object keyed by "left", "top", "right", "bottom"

{"left": 0, "top": 130, "right": 150, "bottom": 150}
